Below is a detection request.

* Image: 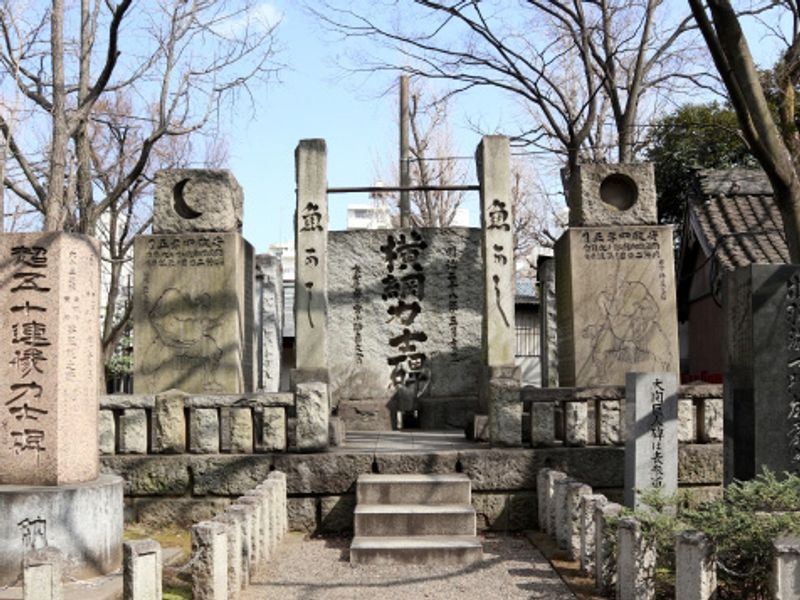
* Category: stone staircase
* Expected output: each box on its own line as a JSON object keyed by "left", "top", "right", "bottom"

{"left": 350, "top": 473, "right": 483, "bottom": 565}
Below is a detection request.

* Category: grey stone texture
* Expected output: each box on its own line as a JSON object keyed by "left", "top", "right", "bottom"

{"left": 268, "top": 471, "right": 289, "bottom": 535}
{"left": 226, "top": 504, "right": 253, "bottom": 586}
{"left": 98, "top": 410, "right": 116, "bottom": 455}
{"left": 478, "top": 135, "right": 516, "bottom": 370}
{"left": 531, "top": 402, "right": 556, "bottom": 447}
{"left": 724, "top": 265, "right": 800, "bottom": 481}
{"left": 678, "top": 398, "right": 695, "bottom": 442}
{"left": 153, "top": 169, "right": 243, "bottom": 234}
{"left": 624, "top": 372, "right": 679, "bottom": 509}
{"left": 567, "top": 162, "right": 657, "bottom": 227}
{"left": 191, "top": 520, "right": 228, "bottom": 600}
{"left": 555, "top": 225, "right": 679, "bottom": 386}
{"left": 23, "top": 547, "right": 62, "bottom": 600}
{"left": 699, "top": 398, "right": 723, "bottom": 443}
{"left": 261, "top": 407, "right": 286, "bottom": 452}
{"left": 328, "top": 227, "right": 483, "bottom": 429}
{"left": 119, "top": 409, "right": 148, "bottom": 454}
{"left": 328, "top": 416, "right": 346, "bottom": 447}
{"left": 565, "top": 481, "right": 592, "bottom": 560}
{"left": 0, "top": 232, "right": 100, "bottom": 485}
{"left": 617, "top": 517, "right": 656, "bottom": 600}
{"left": 214, "top": 511, "right": 243, "bottom": 599}
{"left": 123, "top": 539, "right": 162, "bottom": 600}
{"left": 564, "top": 401, "right": 588, "bottom": 446}
{"left": 0, "top": 474, "right": 123, "bottom": 586}
{"left": 319, "top": 495, "right": 356, "bottom": 533}
{"left": 295, "top": 382, "right": 329, "bottom": 451}
{"left": 236, "top": 497, "right": 262, "bottom": 566}
{"left": 537, "top": 255, "right": 559, "bottom": 387}
{"left": 295, "top": 139, "right": 329, "bottom": 374}
{"left": 488, "top": 378, "right": 522, "bottom": 447}
{"left": 552, "top": 477, "right": 573, "bottom": 550}
{"left": 536, "top": 469, "right": 553, "bottom": 531}
{"left": 190, "top": 408, "right": 221, "bottom": 454}
{"left": 595, "top": 501, "right": 623, "bottom": 594}
{"left": 772, "top": 535, "right": 800, "bottom": 600}
{"left": 472, "top": 491, "right": 536, "bottom": 531}
{"left": 597, "top": 399, "right": 622, "bottom": 445}
{"left": 579, "top": 494, "right": 607, "bottom": 577}
{"left": 288, "top": 497, "right": 317, "bottom": 533}
{"left": 133, "top": 232, "right": 256, "bottom": 395}
{"left": 152, "top": 389, "right": 186, "bottom": 453}
{"left": 675, "top": 530, "right": 716, "bottom": 600}
{"left": 256, "top": 253, "right": 283, "bottom": 392}
{"left": 221, "top": 407, "right": 254, "bottom": 454}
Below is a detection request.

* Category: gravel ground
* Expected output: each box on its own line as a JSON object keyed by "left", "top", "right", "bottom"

{"left": 242, "top": 533, "right": 576, "bottom": 600}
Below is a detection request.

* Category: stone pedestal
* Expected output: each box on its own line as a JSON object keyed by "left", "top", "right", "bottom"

{"left": 133, "top": 232, "right": 255, "bottom": 394}
{"left": 0, "top": 475, "right": 123, "bottom": 586}
{"left": 723, "top": 264, "right": 800, "bottom": 481}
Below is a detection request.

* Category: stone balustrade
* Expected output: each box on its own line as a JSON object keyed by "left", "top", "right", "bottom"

{"left": 523, "top": 383, "right": 723, "bottom": 447}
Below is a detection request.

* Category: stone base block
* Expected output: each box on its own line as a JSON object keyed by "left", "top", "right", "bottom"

{"left": 0, "top": 474, "right": 124, "bottom": 586}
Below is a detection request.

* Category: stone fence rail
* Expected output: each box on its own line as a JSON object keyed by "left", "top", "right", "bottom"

{"left": 536, "top": 468, "right": 800, "bottom": 600}
{"left": 522, "top": 383, "right": 722, "bottom": 447}
{"left": 19, "top": 471, "right": 289, "bottom": 600}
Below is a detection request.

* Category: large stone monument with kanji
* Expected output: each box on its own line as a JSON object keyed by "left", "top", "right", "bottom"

{"left": 133, "top": 170, "right": 257, "bottom": 394}
{"left": 0, "top": 232, "right": 123, "bottom": 585}
{"left": 556, "top": 164, "right": 679, "bottom": 386}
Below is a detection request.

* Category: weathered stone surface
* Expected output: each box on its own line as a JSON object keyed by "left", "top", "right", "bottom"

{"left": 98, "top": 410, "right": 116, "bottom": 455}
{"left": 700, "top": 398, "right": 723, "bottom": 443}
{"left": 675, "top": 530, "right": 716, "bottom": 600}
{"left": 221, "top": 407, "right": 253, "bottom": 454}
{"left": 579, "top": 494, "right": 606, "bottom": 577}
{"left": 190, "top": 408, "right": 220, "bottom": 454}
{"left": 119, "top": 409, "right": 148, "bottom": 455}
{"left": 531, "top": 402, "right": 556, "bottom": 447}
{"left": 678, "top": 398, "right": 696, "bottom": 442}
{"left": 256, "top": 253, "right": 283, "bottom": 392}
{"left": 473, "top": 414, "right": 490, "bottom": 442}
{"left": 567, "top": 162, "right": 657, "bottom": 227}
{"left": 328, "top": 416, "right": 346, "bottom": 447}
{"left": 772, "top": 535, "right": 800, "bottom": 600}
{"left": 556, "top": 226, "right": 679, "bottom": 387}
{"left": 191, "top": 520, "right": 228, "bottom": 600}
{"left": 152, "top": 389, "right": 186, "bottom": 453}
{"left": 598, "top": 400, "right": 622, "bottom": 445}
{"left": 375, "top": 451, "right": 459, "bottom": 475}
{"left": 553, "top": 477, "right": 573, "bottom": 550}
{"left": 213, "top": 512, "right": 243, "bottom": 598}
{"left": 133, "top": 232, "right": 255, "bottom": 395}
{"left": 617, "top": 517, "right": 655, "bottom": 600}
{"left": 625, "top": 372, "right": 679, "bottom": 509}
{"left": 226, "top": 504, "right": 253, "bottom": 582}
{"left": 336, "top": 400, "right": 393, "bottom": 431}
{"left": 565, "top": 481, "right": 592, "bottom": 560}
{"left": 679, "top": 444, "right": 723, "bottom": 484}
{"left": 295, "top": 382, "right": 329, "bottom": 451}
{"left": 153, "top": 169, "right": 243, "bottom": 234}
{"left": 288, "top": 497, "right": 317, "bottom": 533}
{"left": 23, "top": 547, "right": 62, "bottom": 600}
{"left": 0, "top": 232, "right": 100, "bottom": 485}
{"left": 538, "top": 256, "right": 559, "bottom": 387}
{"left": 101, "top": 456, "right": 190, "bottom": 495}
{"left": 129, "top": 497, "right": 228, "bottom": 528}
{"left": 190, "top": 456, "right": 273, "bottom": 496}
{"left": 261, "top": 406, "right": 286, "bottom": 452}
{"left": 473, "top": 491, "right": 536, "bottom": 531}
{"left": 595, "top": 501, "right": 623, "bottom": 594}
{"left": 488, "top": 378, "right": 522, "bottom": 447}
{"left": 564, "top": 401, "right": 589, "bottom": 446}
{"left": 123, "top": 539, "right": 162, "bottom": 600}
{"left": 328, "top": 227, "right": 484, "bottom": 427}
{"left": 319, "top": 495, "right": 355, "bottom": 533}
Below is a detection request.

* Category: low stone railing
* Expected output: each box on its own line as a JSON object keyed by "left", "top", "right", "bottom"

{"left": 536, "top": 468, "right": 800, "bottom": 599}
{"left": 522, "top": 383, "right": 722, "bottom": 447}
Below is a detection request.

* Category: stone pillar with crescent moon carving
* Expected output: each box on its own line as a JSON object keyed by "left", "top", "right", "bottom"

{"left": 132, "top": 169, "right": 257, "bottom": 394}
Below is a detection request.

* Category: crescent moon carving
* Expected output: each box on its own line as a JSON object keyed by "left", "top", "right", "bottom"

{"left": 173, "top": 178, "right": 203, "bottom": 220}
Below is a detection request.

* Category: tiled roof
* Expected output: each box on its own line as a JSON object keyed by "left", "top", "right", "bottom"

{"left": 688, "top": 168, "right": 789, "bottom": 271}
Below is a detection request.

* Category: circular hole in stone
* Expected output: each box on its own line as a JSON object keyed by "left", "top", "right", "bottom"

{"left": 599, "top": 173, "right": 638, "bottom": 211}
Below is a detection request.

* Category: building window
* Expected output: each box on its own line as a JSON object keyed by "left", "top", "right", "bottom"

{"left": 515, "top": 307, "right": 540, "bottom": 357}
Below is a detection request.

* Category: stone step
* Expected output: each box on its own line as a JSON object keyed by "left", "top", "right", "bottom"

{"left": 350, "top": 535, "right": 483, "bottom": 566}
{"left": 354, "top": 503, "right": 476, "bottom": 537}
{"left": 357, "top": 473, "right": 471, "bottom": 505}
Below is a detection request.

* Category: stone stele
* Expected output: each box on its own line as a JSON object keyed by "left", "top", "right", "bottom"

{"left": 133, "top": 232, "right": 255, "bottom": 394}
{"left": 153, "top": 169, "right": 243, "bottom": 234}
{"left": 556, "top": 225, "right": 679, "bottom": 386}
{"left": 0, "top": 232, "right": 99, "bottom": 485}
{"left": 567, "top": 163, "right": 657, "bottom": 227}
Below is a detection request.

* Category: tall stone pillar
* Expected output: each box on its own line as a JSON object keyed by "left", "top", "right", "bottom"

{"left": 537, "top": 255, "right": 558, "bottom": 387}
{"left": 133, "top": 169, "right": 256, "bottom": 394}
{"left": 0, "top": 232, "right": 123, "bottom": 584}
{"left": 294, "top": 139, "right": 329, "bottom": 380}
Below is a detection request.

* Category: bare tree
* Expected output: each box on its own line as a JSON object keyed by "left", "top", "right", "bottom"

{"left": 511, "top": 157, "right": 561, "bottom": 269}
{"left": 689, "top": 0, "right": 800, "bottom": 261}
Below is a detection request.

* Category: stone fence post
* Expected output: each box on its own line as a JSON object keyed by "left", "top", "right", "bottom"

{"left": 616, "top": 517, "right": 656, "bottom": 600}
{"left": 564, "top": 481, "right": 592, "bottom": 560}
{"left": 191, "top": 521, "right": 228, "bottom": 600}
{"left": 772, "top": 535, "right": 800, "bottom": 600}
{"left": 594, "top": 501, "right": 622, "bottom": 594}
{"left": 23, "top": 548, "right": 62, "bottom": 600}
{"left": 675, "top": 530, "right": 716, "bottom": 600}
{"left": 123, "top": 540, "right": 162, "bottom": 600}
{"left": 579, "top": 494, "right": 606, "bottom": 577}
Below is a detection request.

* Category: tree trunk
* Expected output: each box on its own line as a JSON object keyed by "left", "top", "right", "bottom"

{"left": 45, "top": 0, "right": 68, "bottom": 231}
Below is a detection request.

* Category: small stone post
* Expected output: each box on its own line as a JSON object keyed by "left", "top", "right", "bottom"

{"left": 579, "top": 494, "right": 607, "bottom": 577}
{"left": 244, "top": 487, "right": 271, "bottom": 561}
{"left": 595, "top": 501, "right": 623, "bottom": 594}
{"left": 564, "top": 401, "right": 588, "bottom": 446}
{"left": 214, "top": 511, "right": 243, "bottom": 598}
{"left": 624, "top": 372, "right": 678, "bottom": 509}
{"left": 191, "top": 521, "right": 228, "bottom": 600}
{"left": 553, "top": 476, "right": 573, "bottom": 550}
{"left": 295, "top": 381, "right": 329, "bottom": 452}
{"left": 546, "top": 470, "right": 568, "bottom": 536}
{"left": 123, "top": 540, "right": 162, "bottom": 600}
{"left": 536, "top": 469, "right": 551, "bottom": 530}
{"left": 23, "top": 547, "right": 62, "bottom": 600}
{"left": 268, "top": 470, "right": 289, "bottom": 535}
{"left": 531, "top": 402, "right": 556, "bottom": 447}
{"left": 597, "top": 399, "right": 622, "bottom": 445}
{"left": 237, "top": 496, "right": 263, "bottom": 566}
{"left": 675, "top": 530, "right": 716, "bottom": 600}
{"left": 227, "top": 504, "right": 255, "bottom": 583}
{"left": 152, "top": 390, "right": 186, "bottom": 453}
{"left": 488, "top": 377, "right": 522, "bottom": 447}
{"left": 616, "top": 517, "right": 656, "bottom": 600}
{"left": 772, "top": 535, "right": 800, "bottom": 600}
{"left": 565, "top": 481, "right": 592, "bottom": 560}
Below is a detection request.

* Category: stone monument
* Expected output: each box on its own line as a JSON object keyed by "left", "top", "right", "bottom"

{"left": 256, "top": 253, "right": 283, "bottom": 392}
{"left": 0, "top": 232, "right": 123, "bottom": 585}
{"left": 723, "top": 264, "right": 800, "bottom": 482}
{"left": 133, "top": 169, "right": 256, "bottom": 394}
{"left": 556, "top": 163, "right": 679, "bottom": 386}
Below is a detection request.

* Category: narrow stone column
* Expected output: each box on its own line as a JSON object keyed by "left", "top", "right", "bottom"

{"left": 98, "top": 410, "right": 116, "bottom": 455}
{"left": 237, "top": 496, "right": 263, "bottom": 566}
{"left": 23, "top": 548, "right": 62, "bottom": 600}
{"left": 597, "top": 399, "right": 622, "bottom": 445}
{"left": 244, "top": 487, "right": 271, "bottom": 561}
{"left": 553, "top": 476, "right": 574, "bottom": 550}
{"left": 294, "top": 139, "right": 328, "bottom": 377}
{"left": 214, "top": 512, "right": 243, "bottom": 597}
{"left": 123, "top": 540, "right": 162, "bottom": 600}
{"left": 579, "top": 494, "right": 607, "bottom": 577}
{"left": 616, "top": 517, "right": 655, "bottom": 600}
{"left": 594, "top": 501, "right": 622, "bottom": 594}
{"left": 268, "top": 470, "right": 289, "bottom": 536}
{"left": 227, "top": 504, "right": 254, "bottom": 584}
{"left": 565, "top": 481, "right": 592, "bottom": 560}
{"left": 772, "top": 535, "right": 800, "bottom": 600}
{"left": 675, "top": 530, "right": 716, "bottom": 600}
{"left": 191, "top": 521, "right": 228, "bottom": 600}
{"left": 531, "top": 402, "right": 556, "bottom": 447}
{"left": 257, "top": 481, "right": 278, "bottom": 553}
{"left": 546, "top": 470, "right": 568, "bottom": 536}
{"left": 624, "top": 372, "right": 678, "bottom": 509}
{"left": 564, "top": 401, "right": 588, "bottom": 446}
{"left": 536, "top": 469, "right": 552, "bottom": 531}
